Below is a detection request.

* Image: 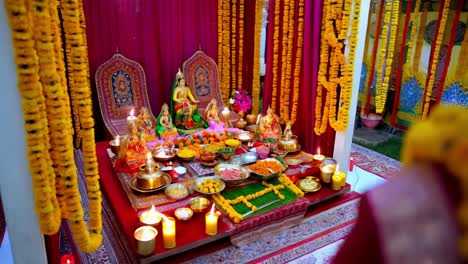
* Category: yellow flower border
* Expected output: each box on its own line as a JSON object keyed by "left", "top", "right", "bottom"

{"left": 271, "top": 0, "right": 281, "bottom": 112}
{"left": 213, "top": 174, "right": 303, "bottom": 223}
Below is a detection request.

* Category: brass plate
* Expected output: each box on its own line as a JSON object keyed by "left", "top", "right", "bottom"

{"left": 296, "top": 176, "right": 321, "bottom": 193}
{"left": 129, "top": 173, "right": 171, "bottom": 193}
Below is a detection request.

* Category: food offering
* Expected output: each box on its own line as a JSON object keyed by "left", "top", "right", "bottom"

{"left": 235, "top": 131, "right": 254, "bottom": 144}
{"left": 225, "top": 138, "right": 241, "bottom": 149}
{"left": 177, "top": 148, "right": 197, "bottom": 162}
{"left": 295, "top": 176, "right": 321, "bottom": 193}
{"left": 165, "top": 183, "right": 190, "bottom": 200}
{"left": 247, "top": 158, "right": 287, "bottom": 181}
{"left": 193, "top": 176, "right": 226, "bottom": 195}
{"left": 204, "top": 143, "right": 224, "bottom": 154}
{"left": 152, "top": 146, "right": 177, "bottom": 162}
{"left": 199, "top": 152, "right": 218, "bottom": 167}
{"left": 214, "top": 164, "right": 250, "bottom": 185}
{"left": 218, "top": 147, "right": 235, "bottom": 160}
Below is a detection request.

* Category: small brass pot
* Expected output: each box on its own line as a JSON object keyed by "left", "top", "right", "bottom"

{"left": 136, "top": 171, "right": 164, "bottom": 189}
{"left": 246, "top": 114, "right": 257, "bottom": 125}
{"left": 278, "top": 135, "right": 298, "bottom": 152}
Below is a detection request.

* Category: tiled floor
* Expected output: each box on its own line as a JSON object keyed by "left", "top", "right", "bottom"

{"left": 0, "top": 161, "right": 389, "bottom": 264}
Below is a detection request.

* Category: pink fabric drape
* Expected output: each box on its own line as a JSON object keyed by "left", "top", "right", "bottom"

{"left": 82, "top": 0, "right": 218, "bottom": 140}
{"left": 263, "top": 1, "right": 334, "bottom": 155}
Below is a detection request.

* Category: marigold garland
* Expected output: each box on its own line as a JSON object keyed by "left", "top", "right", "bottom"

{"left": 251, "top": 0, "right": 263, "bottom": 115}
{"left": 237, "top": 0, "right": 244, "bottom": 89}
{"left": 5, "top": 0, "right": 102, "bottom": 253}
{"left": 403, "top": 0, "right": 421, "bottom": 77}
{"left": 279, "top": 0, "right": 292, "bottom": 120}
{"left": 290, "top": 0, "right": 304, "bottom": 122}
{"left": 270, "top": 0, "right": 281, "bottom": 112}
{"left": 231, "top": 0, "right": 237, "bottom": 92}
{"left": 422, "top": 0, "right": 450, "bottom": 118}
{"left": 375, "top": 0, "right": 399, "bottom": 114}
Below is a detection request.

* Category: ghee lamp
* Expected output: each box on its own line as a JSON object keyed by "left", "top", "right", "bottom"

{"left": 312, "top": 147, "right": 325, "bottom": 162}
{"left": 134, "top": 226, "right": 157, "bottom": 256}
{"left": 139, "top": 205, "right": 162, "bottom": 226}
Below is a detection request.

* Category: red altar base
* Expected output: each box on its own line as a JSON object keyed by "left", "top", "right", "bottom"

{"left": 95, "top": 141, "right": 350, "bottom": 262}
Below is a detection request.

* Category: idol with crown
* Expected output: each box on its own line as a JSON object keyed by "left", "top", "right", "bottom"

{"left": 170, "top": 69, "right": 207, "bottom": 133}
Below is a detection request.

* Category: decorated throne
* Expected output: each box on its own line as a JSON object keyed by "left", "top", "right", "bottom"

{"left": 95, "top": 54, "right": 156, "bottom": 138}
{"left": 182, "top": 50, "right": 238, "bottom": 123}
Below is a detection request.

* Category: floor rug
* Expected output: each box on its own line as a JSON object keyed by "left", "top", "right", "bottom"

{"left": 60, "top": 150, "right": 360, "bottom": 264}
{"left": 350, "top": 143, "right": 400, "bottom": 180}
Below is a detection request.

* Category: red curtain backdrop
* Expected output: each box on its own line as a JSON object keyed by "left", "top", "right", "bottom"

{"left": 263, "top": 1, "right": 335, "bottom": 156}
{"left": 82, "top": 0, "right": 218, "bottom": 140}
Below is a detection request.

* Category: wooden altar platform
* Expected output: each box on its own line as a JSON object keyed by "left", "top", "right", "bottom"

{"left": 95, "top": 141, "right": 350, "bottom": 263}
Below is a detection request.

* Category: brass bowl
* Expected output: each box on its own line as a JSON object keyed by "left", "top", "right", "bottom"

{"left": 136, "top": 171, "right": 165, "bottom": 190}
{"left": 152, "top": 147, "right": 176, "bottom": 162}
{"left": 174, "top": 207, "right": 193, "bottom": 221}
{"left": 109, "top": 139, "right": 120, "bottom": 155}
{"left": 217, "top": 147, "right": 235, "bottom": 160}
{"left": 189, "top": 197, "right": 211, "bottom": 213}
{"left": 278, "top": 135, "right": 299, "bottom": 152}
{"left": 200, "top": 152, "right": 217, "bottom": 162}
{"left": 235, "top": 131, "right": 254, "bottom": 143}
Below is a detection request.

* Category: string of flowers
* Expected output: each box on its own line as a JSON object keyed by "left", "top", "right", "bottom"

{"left": 422, "top": 0, "right": 450, "bottom": 118}
{"left": 49, "top": 0, "right": 71, "bottom": 215}
{"left": 237, "top": 0, "right": 244, "bottom": 89}
{"left": 217, "top": 0, "right": 224, "bottom": 95}
{"left": 221, "top": 0, "right": 231, "bottom": 104}
{"left": 5, "top": 0, "right": 103, "bottom": 252}
{"left": 412, "top": 1, "right": 428, "bottom": 76}
{"left": 60, "top": 0, "right": 103, "bottom": 252}
{"left": 403, "top": 0, "right": 421, "bottom": 76}
{"left": 330, "top": 0, "right": 360, "bottom": 131}
{"left": 362, "top": 0, "right": 385, "bottom": 116}
{"left": 279, "top": 0, "right": 291, "bottom": 119}
{"left": 251, "top": 0, "right": 263, "bottom": 115}
{"left": 281, "top": 0, "right": 296, "bottom": 122}
{"left": 5, "top": 0, "right": 62, "bottom": 234}
{"left": 271, "top": 0, "right": 281, "bottom": 112}
{"left": 314, "top": 0, "right": 330, "bottom": 135}
{"left": 290, "top": 0, "right": 304, "bottom": 122}
{"left": 231, "top": 0, "right": 237, "bottom": 91}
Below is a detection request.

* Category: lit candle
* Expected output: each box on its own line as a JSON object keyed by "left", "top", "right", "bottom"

{"left": 222, "top": 107, "right": 230, "bottom": 127}
{"left": 162, "top": 216, "right": 176, "bottom": 248}
{"left": 332, "top": 166, "right": 346, "bottom": 190}
{"left": 139, "top": 205, "right": 162, "bottom": 226}
{"left": 134, "top": 226, "right": 157, "bottom": 256}
{"left": 312, "top": 147, "right": 325, "bottom": 162}
{"left": 60, "top": 254, "right": 75, "bottom": 264}
{"left": 115, "top": 136, "right": 120, "bottom": 146}
{"left": 127, "top": 108, "right": 137, "bottom": 123}
{"left": 145, "top": 152, "right": 155, "bottom": 174}
{"left": 205, "top": 204, "right": 220, "bottom": 236}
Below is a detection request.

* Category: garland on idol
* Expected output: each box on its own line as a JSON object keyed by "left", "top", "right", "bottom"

{"left": 5, "top": 0, "right": 102, "bottom": 252}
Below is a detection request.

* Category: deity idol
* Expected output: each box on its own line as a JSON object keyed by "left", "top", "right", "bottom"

{"left": 138, "top": 107, "right": 157, "bottom": 142}
{"left": 118, "top": 121, "right": 148, "bottom": 170}
{"left": 259, "top": 106, "right": 281, "bottom": 140}
{"left": 156, "top": 103, "right": 179, "bottom": 139}
{"left": 204, "top": 98, "right": 225, "bottom": 131}
{"left": 171, "top": 69, "right": 207, "bottom": 131}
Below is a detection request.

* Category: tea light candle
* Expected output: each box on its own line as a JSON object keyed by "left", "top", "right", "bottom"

{"left": 115, "top": 136, "right": 120, "bottom": 146}
{"left": 312, "top": 147, "right": 325, "bottom": 162}
{"left": 205, "top": 204, "right": 220, "bottom": 236}
{"left": 127, "top": 108, "right": 137, "bottom": 123}
{"left": 139, "top": 205, "right": 162, "bottom": 226}
{"left": 162, "top": 217, "right": 176, "bottom": 248}
{"left": 134, "top": 226, "right": 157, "bottom": 256}
{"left": 332, "top": 167, "right": 346, "bottom": 190}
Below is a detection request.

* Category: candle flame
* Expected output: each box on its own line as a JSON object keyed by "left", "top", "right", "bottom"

{"left": 66, "top": 260, "right": 70, "bottom": 264}
{"left": 129, "top": 108, "right": 134, "bottom": 116}
{"left": 115, "top": 136, "right": 120, "bottom": 145}
{"left": 209, "top": 204, "right": 215, "bottom": 215}
{"left": 146, "top": 152, "right": 152, "bottom": 160}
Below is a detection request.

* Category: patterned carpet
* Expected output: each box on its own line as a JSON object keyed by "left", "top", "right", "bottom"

{"left": 350, "top": 143, "right": 401, "bottom": 180}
